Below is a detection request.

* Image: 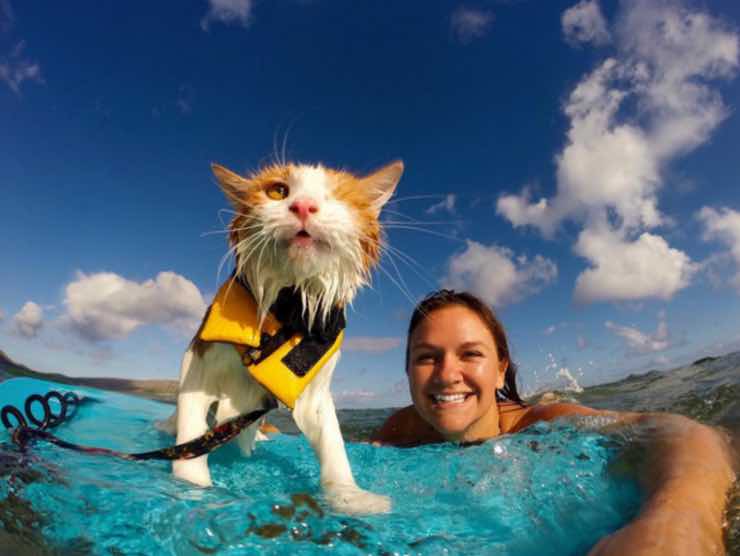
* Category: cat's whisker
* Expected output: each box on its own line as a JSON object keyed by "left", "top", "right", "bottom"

{"left": 382, "top": 203, "right": 464, "bottom": 225}
{"left": 203, "top": 220, "right": 266, "bottom": 238}
{"left": 217, "top": 242, "right": 241, "bottom": 283}
{"left": 374, "top": 259, "right": 417, "bottom": 307}
{"left": 202, "top": 229, "right": 231, "bottom": 237}
{"left": 382, "top": 219, "right": 463, "bottom": 227}
{"left": 385, "top": 194, "right": 448, "bottom": 205}
{"left": 382, "top": 206, "right": 458, "bottom": 225}
{"left": 281, "top": 121, "right": 296, "bottom": 167}
{"left": 223, "top": 272, "right": 239, "bottom": 306}
{"left": 210, "top": 158, "right": 408, "bottom": 332}
{"left": 221, "top": 233, "right": 263, "bottom": 279}
{"left": 218, "top": 239, "right": 241, "bottom": 268}
{"left": 360, "top": 232, "right": 434, "bottom": 292}
{"left": 234, "top": 231, "right": 263, "bottom": 255}
{"left": 221, "top": 231, "right": 260, "bottom": 268}
{"left": 215, "top": 209, "right": 257, "bottom": 231}
{"left": 218, "top": 208, "right": 256, "bottom": 220}
{"left": 217, "top": 210, "right": 231, "bottom": 229}
{"left": 380, "top": 243, "right": 435, "bottom": 288}
{"left": 380, "top": 208, "right": 419, "bottom": 222}
{"left": 240, "top": 233, "right": 271, "bottom": 264}
{"left": 383, "top": 224, "right": 463, "bottom": 243}
{"left": 272, "top": 129, "right": 282, "bottom": 167}
{"left": 225, "top": 222, "right": 265, "bottom": 235}
{"left": 382, "top": 244, "right": 415, "bottom": 302}
{"left": 354, "top": 231, "right": 415, "bottom": 298}
{"left": 254, "top": 233, "right": 275, "bottom": 281}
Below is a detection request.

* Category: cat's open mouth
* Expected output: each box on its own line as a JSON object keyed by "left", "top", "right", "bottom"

{"left": 291, "top": 229, "right": 319, "bottom": 249}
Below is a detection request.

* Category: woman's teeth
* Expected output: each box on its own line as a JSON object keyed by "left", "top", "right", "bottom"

{"left": 432, "top": 393, "right": 469, "bottom": 404}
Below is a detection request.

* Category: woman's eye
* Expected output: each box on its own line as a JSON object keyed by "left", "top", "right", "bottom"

{"left": 265, "top": 182, "right": 289, "bottom": 200}
{"left": 415, "top": 354, "right": 435, "bottom": 364}
{"left": 462, "top": 351, "right": 483, "bottom": 359}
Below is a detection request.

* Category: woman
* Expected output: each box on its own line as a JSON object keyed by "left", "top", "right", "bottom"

{"left": 372, "top": 290, "right": 735, "bottom": 555}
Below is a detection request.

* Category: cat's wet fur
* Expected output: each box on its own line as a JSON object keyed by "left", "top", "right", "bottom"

{"left": 168, "top": 159, "right": 403, "bottom": 514}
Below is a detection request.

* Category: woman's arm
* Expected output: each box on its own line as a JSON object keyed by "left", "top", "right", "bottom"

{"left": 589, "top": 412, "right": 735, "bottom": 555}
{"left": 528, "top": 404, "right": 736, "bottom": 555}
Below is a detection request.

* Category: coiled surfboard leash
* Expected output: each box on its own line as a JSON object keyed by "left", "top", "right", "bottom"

{"left": 1, "top": 390, "right": 276, "bottom": 461}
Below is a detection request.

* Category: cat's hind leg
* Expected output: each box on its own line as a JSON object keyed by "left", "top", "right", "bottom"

{"left": 214, "top": 381, "right": 268, "bottom": 457}
{"left": 293, "top": 352, "right": 391, "bottom": 515}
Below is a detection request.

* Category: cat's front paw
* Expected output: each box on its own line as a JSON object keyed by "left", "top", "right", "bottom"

{"left": 172, "top": 458, "right": 213, "bottom": 487}
{"left": 325, "top": 486, "right": 391, "bottom": 515}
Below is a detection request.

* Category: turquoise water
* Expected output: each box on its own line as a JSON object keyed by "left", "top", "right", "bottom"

{"left": 1, "top": 377, "right": 640, "bottom": 555}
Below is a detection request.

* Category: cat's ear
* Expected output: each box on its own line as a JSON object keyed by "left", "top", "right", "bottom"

{"left": 362, "top": 160, "right": 404, "bottom": 213}
{"left": 211, "top": 163, "right": 250, "bottom": 207}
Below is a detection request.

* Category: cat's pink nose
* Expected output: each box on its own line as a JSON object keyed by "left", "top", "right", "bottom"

{"left": 289, "top": 198, "right": 319, "bottom": 222}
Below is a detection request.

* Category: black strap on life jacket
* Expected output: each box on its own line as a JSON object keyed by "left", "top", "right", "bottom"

{"left": 236, "top": 277, "right": 346, "bottom": 377}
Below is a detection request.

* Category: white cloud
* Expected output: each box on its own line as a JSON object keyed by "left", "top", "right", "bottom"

{"left": 450, "top": 7, "right": 493, "bottom": 44}
{"left": 699, "top": 207, "right": 740, "bottom": 258}
{"left": 0, "top": 307, "right": 5, "bottom": 321}
{"left": 698, "top": 206, "right": 740, "bottom": 290}
{"left": 62, "top": 271, "right": 207, "bottom": 342}
{"left": 652, "top": 354, "right": 671, "bottom": 366}
{"left": 426, "top": 194, "right": 456, "bottom": 215}
{"left": 391, "top": 379, "right": 407, "bottom": 394}
{"left": 543, "top": 322, "right": 569, "bottom": 335}
{"left": 176, "top": 84, "right": 194, "bottom": 115}
{"left": 700, "top": 252, "right": 733, "bottom": 290}
{"left": 13, "top": 301, "right": 43, "bottom": 338}
{"left": 344, "top": 336, "right": 402, "bottom": 353}
{"left": 0, "top": 0, "right": 14, "bottom": 33}
{"left": 605, "top": 310, "right": 671, "bottom": 354}
{"left": 0, "top": 41, "right": 43, "bottom": 95}
{"left": 562, "top": 0, "right": 611, "bottom": 47}
{"left": 618, "top": 1, "right": 738, "bottom": 160}
{"left": 201, "top": 0, "right": 254, "bottom": 31}
{"left": 576, "top": 334, "right": 588, "bottom": 350}
{"left": 442, "top": 241, "right": 557, "bottom": 307}
{"left": 498, "top": 0, "right": 737, "bottom": 303}
{"left": 496, "top": 187, "right": 551, "bottom": 234}
{"left": 573, "top": 225, "right": 696, "bottom": 303}
{"left": 332, "top": 388, "right": 380, "bottom": 408}
{"left": 696, "top": 333, "right": 740, "bottom": 359}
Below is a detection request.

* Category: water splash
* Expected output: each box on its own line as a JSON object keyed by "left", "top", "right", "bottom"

{"left": 523, "top": 353, "right": 585, "bottom": 397}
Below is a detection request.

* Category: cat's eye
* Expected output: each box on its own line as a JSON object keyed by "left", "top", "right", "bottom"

{"left": 265, "top": 182, "right": 290, "bottom": 200}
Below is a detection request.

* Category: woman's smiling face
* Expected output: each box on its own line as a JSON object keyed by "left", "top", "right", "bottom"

{"left": 407, "top": 304, "right": 508, "bottom": 442}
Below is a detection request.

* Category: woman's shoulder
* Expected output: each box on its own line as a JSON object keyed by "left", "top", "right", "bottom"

{"left": 372, "top": 401, "right": 604, "bottom": 445}
{"left": 502, "top": 401, "right": 603, "bottom": 434}
{"left": 371, "top": 405, "right": 444, "bottom": 447}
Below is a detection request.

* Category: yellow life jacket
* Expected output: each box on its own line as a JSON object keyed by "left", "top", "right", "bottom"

{"left": 199, "top": 279, "right": 344, "bottom": 409}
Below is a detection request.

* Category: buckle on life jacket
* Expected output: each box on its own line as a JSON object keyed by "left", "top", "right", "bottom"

{"left": 199, "top": 279, "right": 344, "bottom": 409}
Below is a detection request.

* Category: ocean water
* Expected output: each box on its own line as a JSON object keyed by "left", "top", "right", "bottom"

{"left": 0, "top": 351, "right": 738, "bottom": 555}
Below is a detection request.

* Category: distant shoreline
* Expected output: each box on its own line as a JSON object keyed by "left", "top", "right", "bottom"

{"left": 0, "top": 349, "right": 177, "bottom": 404}
{"left": 0, "top": 347, "right": 727, "bottom": 408}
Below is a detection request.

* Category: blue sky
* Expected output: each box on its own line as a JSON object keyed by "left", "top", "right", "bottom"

{"left": 2, "top": 0, "right": 740, "bottom": 408}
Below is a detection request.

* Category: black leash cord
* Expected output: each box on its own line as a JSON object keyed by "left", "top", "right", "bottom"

{"left": 1, "top": 390, "right": 276, "bottom": 461}
{"left": 2, "top": 390, "right": 80, "bottom": 431}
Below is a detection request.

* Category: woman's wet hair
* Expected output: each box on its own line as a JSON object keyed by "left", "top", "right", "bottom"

{"left": 406, "top": 289, "right": 525, "bottom": 405}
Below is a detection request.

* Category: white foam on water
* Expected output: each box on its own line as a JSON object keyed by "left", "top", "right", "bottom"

{"left": 523, "top": 353, "right": 585, "bottom": 397}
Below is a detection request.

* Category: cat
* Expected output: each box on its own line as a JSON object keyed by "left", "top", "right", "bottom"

{"left": 169, "top": 159, "right": 403, "bottom": 514}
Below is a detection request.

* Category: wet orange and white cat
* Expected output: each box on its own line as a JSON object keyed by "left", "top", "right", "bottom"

{"left": 169, "top": 159, "right": 403, "bottom": 514}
